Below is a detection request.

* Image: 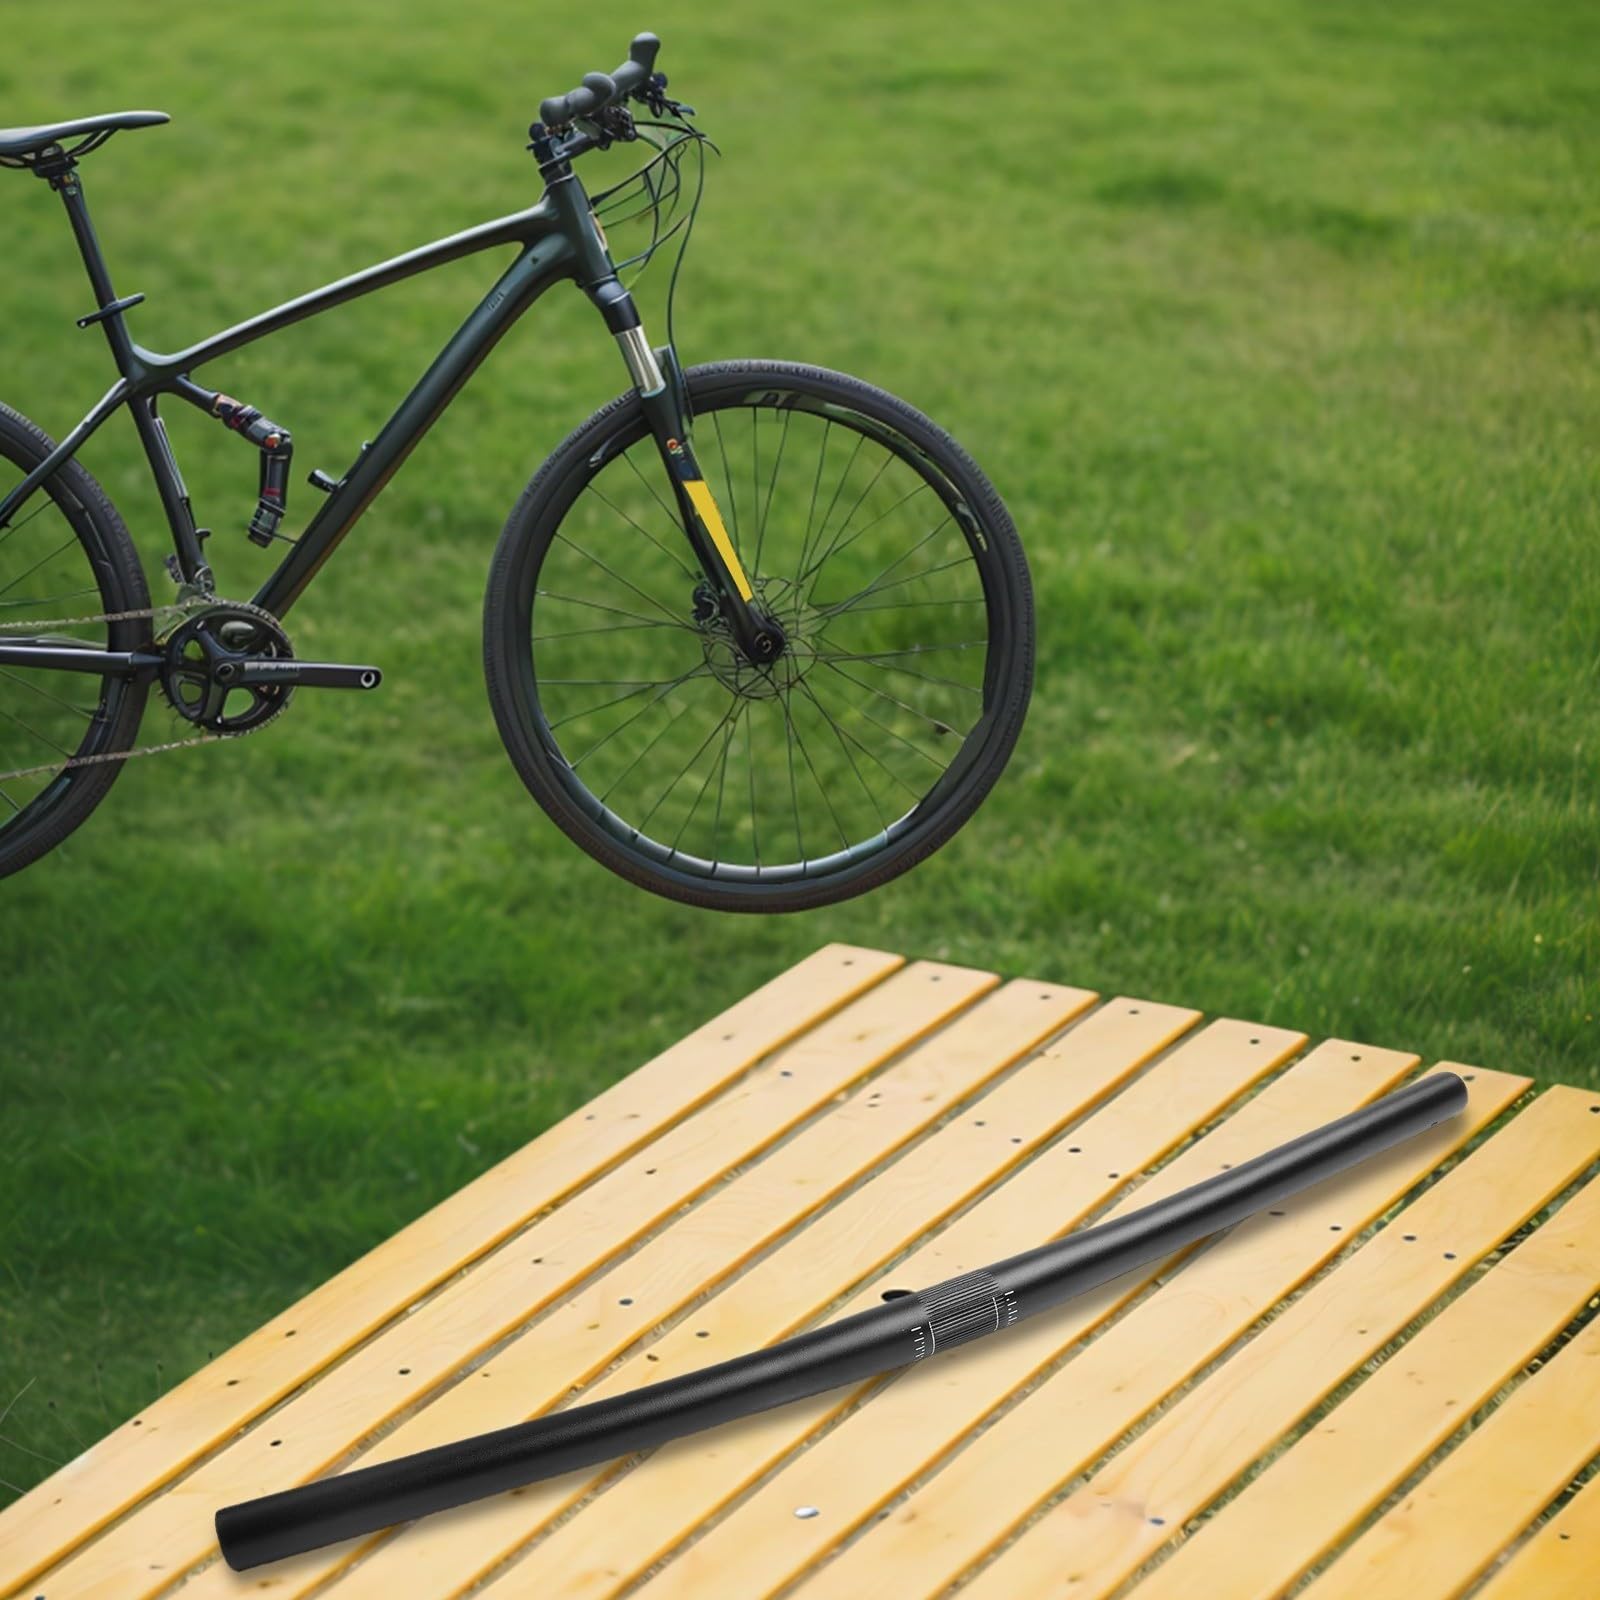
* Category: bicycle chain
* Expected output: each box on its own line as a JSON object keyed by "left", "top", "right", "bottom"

{"left": 0, "top": 596, "right": 258, "bottom": 782}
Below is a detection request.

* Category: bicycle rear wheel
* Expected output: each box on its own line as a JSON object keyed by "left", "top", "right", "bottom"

{"left": 484, "top": 361, "right": 1033, "bottom": 912}
{"left": 0, "top": 402, "right": 150, "bottom": 879}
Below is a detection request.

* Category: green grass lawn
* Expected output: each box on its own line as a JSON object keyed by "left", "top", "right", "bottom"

{"left": 2, "top": 0, "right": 1597, "bottom": 1500}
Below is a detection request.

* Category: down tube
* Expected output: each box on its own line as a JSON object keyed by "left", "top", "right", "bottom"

{"left": 254, "top": 230, "right": 574, "bottom": 617}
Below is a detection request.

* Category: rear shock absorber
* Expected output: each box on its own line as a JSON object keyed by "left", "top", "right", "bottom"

{"left": 175, "top": 377, "right": 294, "bottom": 546}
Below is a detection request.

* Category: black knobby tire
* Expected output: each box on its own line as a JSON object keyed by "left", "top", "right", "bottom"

{"left": 0, "top": 402, "right": 150, "bottom": 879}
{"left": 484, "top": 361, "right": 1033, "bottom": 913}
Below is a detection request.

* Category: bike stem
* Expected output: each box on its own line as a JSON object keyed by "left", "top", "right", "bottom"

{"left": 534, "top": 128, "right": 786, "bottom": 666}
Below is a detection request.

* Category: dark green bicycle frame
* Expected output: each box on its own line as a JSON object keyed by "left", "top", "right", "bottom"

{"left": 0, "top": 162, "right": 677, "bottom": 630}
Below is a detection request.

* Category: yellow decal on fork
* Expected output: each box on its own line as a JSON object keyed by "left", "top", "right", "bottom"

{"left": 683, "top": 477, "right": 754, "bottom": 601}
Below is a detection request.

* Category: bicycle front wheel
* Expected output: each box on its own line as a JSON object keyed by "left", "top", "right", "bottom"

{"left": 484, "top": 361, "right": 1033, "bottom": 912}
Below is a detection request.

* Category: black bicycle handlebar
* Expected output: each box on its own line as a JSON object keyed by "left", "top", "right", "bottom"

{"left": 214, "top": 1072, "right": 1468, "bottom": 1569}
{"left": 539, "top": 32, "right": 662, "bottom": 128}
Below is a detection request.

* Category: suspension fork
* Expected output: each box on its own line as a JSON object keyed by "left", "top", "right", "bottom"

{"left": 619, "top": 329, "right": 786, "bottom": 664}
{"left": 537, "top": 133, "right": 783, "bottom": 663}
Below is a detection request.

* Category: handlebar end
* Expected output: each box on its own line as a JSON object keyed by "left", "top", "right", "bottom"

{"left": 538, "top": 35, "right": 665, "bottom": 130}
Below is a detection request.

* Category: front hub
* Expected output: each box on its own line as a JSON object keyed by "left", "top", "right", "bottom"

{"left": 692, "top": 581, "right": 788, "bottom": 668}
{"left": 699, "top": 583, "right": 819, "bottom": 697}
{"left": 742, "top": 611, "right": 788, "bottom": 665}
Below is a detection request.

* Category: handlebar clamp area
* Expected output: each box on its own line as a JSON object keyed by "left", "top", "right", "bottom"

{"left": 538, "top": 32, "right": 661, "bottom": 128}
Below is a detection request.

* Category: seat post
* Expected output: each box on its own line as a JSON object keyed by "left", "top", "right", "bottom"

{"left": 40, "top": 157, "right": 136, "bottom": 371}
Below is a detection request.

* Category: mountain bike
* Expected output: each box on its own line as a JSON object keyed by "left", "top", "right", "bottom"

{"left": 0, "top": 33, "right": 1033, "bottom": 910}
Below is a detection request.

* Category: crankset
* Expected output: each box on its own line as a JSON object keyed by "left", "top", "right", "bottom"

{"left": 160, "top": 601, "right": 382, "bottom": 734}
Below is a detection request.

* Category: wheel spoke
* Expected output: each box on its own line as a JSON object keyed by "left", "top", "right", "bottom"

{"left": 826, "top": 593, "right": 985, "bottom": 616}
{"left": 0, "top": 702, "right": 74, "bottom": 758}
{"left": 0, "top": 536, "right": 78, "bottom": 601}
{"left": 815, "top": 649, "right": 984, "bottom": 696}
{"left": 813, "top": 548, "right": 968, "bottom": 621}
{"left": 801, "top": 452, "right": 894, "bottom": 594}
{"left": 709, "top": 703, "right": 740, "bottom": 866}
{"left": 796, "top": 480, "right": 929, "bottom": 588}
{"left": 556, "top": 656, "right": 713, "bottom": 742}
{"left": 643, "top": 696, "right": 742, "bottom": 838}
{"left": 781, "top": 683, "right": 851, "bottom": 851}
{"left": 818, "top": 657, "right": 968, "bottom": 743}
{"left": 750, "top": 409, "right": 761, "bottom": 574}
{"left": 595, "top": 683, "right": 701, "bottom": 800}
{"left": 620, "top": 451, "right": 701, "bottom": 577}
{"left": 552, "top": 532, "right": 687, "bottom": 627}
{"left": 536, "top": 588, "right": 694, "bottom": 632}
{"left": 670, "top": 698, "right": 742, "bottom": 856}
{"left": 754, "top": 409, "right": 790, "bottom": 575}
{"left": 0, "top": 496, "right": 53, "bottom": 553}
{"left": 0, "top": 585, "right": 100, "bottom": 613}
{"left": 746, "top": 703, "right": 760, "bottom": 868}
{"left": 792, "top": 418, "right": 832, "bottom": 591}
{"left": 801, "top": 431, "right": 865, "bottom": 586}
{"left": 539, "top": 677, "right": 690, "bottom": 687}
{"left": 547, "top": 663, "right": 709, "bottom": 735}
{"left": 584, "top": 479, "right": 698, "bottom": 583}
{"left": 815, "top": 640, "right": 987, "bottom": 660}
{"left": 778, "top": 681, "right": 806, "bottom": 859}
{"left": 794, "top": 675, "right": 890, "bottom": 831}
{"left": 0, "top": 667, "right": 96, "bottom": 719}
{"left": 826, "top": 683, "right": 949, "bottom": 775}
{"left": 532, "top": 618, "right": 684, "bottom": 642}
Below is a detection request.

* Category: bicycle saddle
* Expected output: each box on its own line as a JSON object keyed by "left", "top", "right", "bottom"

{"left": 0, "top": 110, "right": 168, "bottom": 163}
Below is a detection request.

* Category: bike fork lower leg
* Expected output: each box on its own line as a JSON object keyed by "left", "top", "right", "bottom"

{"left": 615, "top": 329, "right": 786, "bottom": 664}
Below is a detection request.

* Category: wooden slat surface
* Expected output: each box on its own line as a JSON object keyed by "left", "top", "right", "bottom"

{"left": 0, "top": 942, "right": 902, "bottom": 1597}
{"left": 1307, "top": 1309, "right": 1600, "bottom": 1600}
{"left": 10, "top": 946, "right": 1596, "bottom": 1600}
{"left": 1472, "top": 1475, "right": 1600, "bottom": 1600}
{"left": 986, "top": 1089, "right": 1600, "bottom": 1600}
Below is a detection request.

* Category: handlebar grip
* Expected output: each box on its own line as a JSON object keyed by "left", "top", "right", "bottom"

{"left": 539, "top": 32, "right": 662, "bottom": 127}
{"left": 623, "top": 31, "right": 661, "bottom": 81}
{"left": 540, "top": 71, "right": 615, "bottom": 128}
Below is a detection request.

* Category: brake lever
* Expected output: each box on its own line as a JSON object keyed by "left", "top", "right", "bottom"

{"left": 637, "top": 71, "right": 695, "bottom": 120}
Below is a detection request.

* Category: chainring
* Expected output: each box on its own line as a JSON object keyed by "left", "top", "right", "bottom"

{"left": 160, "top": 601, "right": 295, "bottom": 734}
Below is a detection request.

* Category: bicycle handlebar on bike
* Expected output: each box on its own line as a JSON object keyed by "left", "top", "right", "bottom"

{"left": 539, "top": 32, "right": 662, "bottom": 128}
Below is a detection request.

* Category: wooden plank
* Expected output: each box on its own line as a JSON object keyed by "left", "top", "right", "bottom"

{"left": 975, "top": 1098, "right": 1600, "bottom": 1600}
{"left": 0, "top": 942, "right": 904, "bottom": 1599}
{"left": 504, "top": 1020, "right": 1319, "bottom": 1600}
{"left": 225, "top": 996, "right": 1203, "bottom": 1600}
{"left": 33, "top": 958, "right": 990, "bottom": 1600}
{"left": 1305, "top": 1309, "right": 1600, "bottom": 1600}
{"left": 171, "top": 978, "right": 1105, "bottom": 1600}
{"left": 625, "top": 1042, "right": 1441, "bottom": 1600}
{"left": 1472, "top": 1476, "right": 1600, "bottom": 1600}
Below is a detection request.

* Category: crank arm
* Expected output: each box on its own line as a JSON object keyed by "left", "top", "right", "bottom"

{"left": 0, "top": 639, "right": 161, "bottom": 678}
{"left": 222, "top": 660, "right": 383, "bottom": 690}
